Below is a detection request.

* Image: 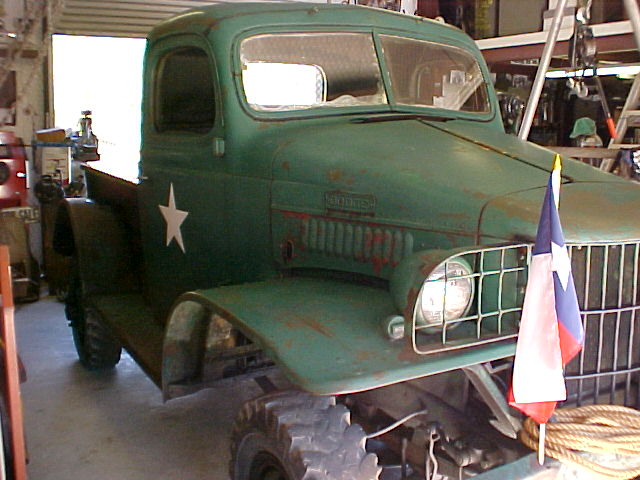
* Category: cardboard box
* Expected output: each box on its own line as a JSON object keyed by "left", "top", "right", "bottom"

{"left": 35, "top": 128, "right": 66, "bottom": 143}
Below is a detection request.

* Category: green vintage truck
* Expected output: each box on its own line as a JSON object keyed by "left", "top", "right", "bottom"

{"left": 54, "top": 2, "right": 640, "bottom": 479}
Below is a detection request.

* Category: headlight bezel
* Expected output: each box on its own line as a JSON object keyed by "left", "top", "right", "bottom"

{"left": 389, "top": 244, "right": 530, "bottom": 355}
{"left": 413, "top": 258, "right": 475, "bottom": 330}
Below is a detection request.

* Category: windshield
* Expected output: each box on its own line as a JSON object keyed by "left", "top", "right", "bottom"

{"left": 239, "top": 32, "right": 490, "bottom": 114}
{"left": 379, "top": 35, "right": 489, "bottom": 112}
{"left": 241, "top": 33, "right": 386, "bottom": 111}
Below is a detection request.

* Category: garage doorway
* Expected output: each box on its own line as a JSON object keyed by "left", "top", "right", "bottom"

{"left": 52, "top": 35, "right": 146, "bottom": 178}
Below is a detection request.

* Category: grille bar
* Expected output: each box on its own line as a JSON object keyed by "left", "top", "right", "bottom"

{"left": 411, "top": 244, "right": 529, "bottom": 355}
{"left": 410, "top": 241, "right": 640, "bottom": 409}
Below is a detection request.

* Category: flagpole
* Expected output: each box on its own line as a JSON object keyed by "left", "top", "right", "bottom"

{"left": 509, "top": 152, "right": 584, "bottom": 466}
{"left": 540, "top": 155, "right": 557, "bottom": 467}
{"left": 538, "top": 423, "right": 546, "bottom": 465}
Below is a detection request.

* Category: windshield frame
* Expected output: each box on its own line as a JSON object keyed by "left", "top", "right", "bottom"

{"left": 232, "top": 26, "right": 497, "bottom": 122}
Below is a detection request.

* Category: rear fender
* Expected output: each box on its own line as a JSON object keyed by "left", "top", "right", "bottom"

{"left": 53, "top": 198, "right": 139, "bottom": 296}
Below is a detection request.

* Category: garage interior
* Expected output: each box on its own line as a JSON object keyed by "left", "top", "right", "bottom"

{"left": 3, "top": 1, "right": 640, "bottom": 479}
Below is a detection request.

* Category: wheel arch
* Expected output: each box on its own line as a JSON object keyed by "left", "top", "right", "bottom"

{"left": 162, "top": 292, "right": 272, "bottom": 400}
{"left": 53, "top": 198, "right": 139, "bottom": 296}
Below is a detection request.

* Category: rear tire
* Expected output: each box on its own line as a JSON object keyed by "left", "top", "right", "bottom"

{"left": 66, "top": 268, "right": 121, "bottom": 370}
{"left": 230, "top": 391, "right": 380, "bottom": 480}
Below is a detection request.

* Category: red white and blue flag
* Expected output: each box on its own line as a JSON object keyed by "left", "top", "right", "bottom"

{"left": 509, "top": 155, "right": 584, "bottom": 425}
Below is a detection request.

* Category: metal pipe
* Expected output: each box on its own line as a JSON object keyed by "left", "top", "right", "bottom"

{"left": 623, "top": 0, "right": 640, "bottom": 52}
{"left": 518, "top": 0, "right": 569, "bottom": 140}
{"left": 613, "top": 1, "right": 640, "bottom": 146}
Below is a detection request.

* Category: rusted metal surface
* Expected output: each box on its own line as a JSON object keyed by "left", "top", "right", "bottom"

{"left": 479, "top": 182, "right": 640, "bottom": 244}
{"left": 162, "top": 297, "right": 272, "bottom": 399}
{"left": 172, "top": 277, "right": 516, "bottom": 396}
{"left": 549, "top": 146, "right": 620, "bottom": 159}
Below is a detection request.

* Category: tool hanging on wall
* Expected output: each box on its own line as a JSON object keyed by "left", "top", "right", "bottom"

{"left": 593, "top": 73, "right": 617, "bottom": 139}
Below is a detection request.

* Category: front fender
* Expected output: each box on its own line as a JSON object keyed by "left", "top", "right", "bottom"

{"left": 162, "top": 276, "right": 515, "bottom": 397}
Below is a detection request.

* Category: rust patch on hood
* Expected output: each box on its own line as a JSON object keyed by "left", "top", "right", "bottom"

{"left": 328, "top": 169, "right": 343, "bottom": 181}
{"left": 462, "top": 188, "right": 489, "bottom": 200}
{"left": 355, "top": 350, "right": 372, "bottom": 362}
{"left": 403, "top": 288, "right": 419, "bottom": 322}
{"left": 285, "top": 315, "right": 335, "bottom": 338}
{"left": 397, "top": 338, "right": 421, "bottom": 362}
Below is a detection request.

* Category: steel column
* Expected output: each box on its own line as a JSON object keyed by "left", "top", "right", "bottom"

{"left": 518, "top": 0, "right": 569, "bottom": 141}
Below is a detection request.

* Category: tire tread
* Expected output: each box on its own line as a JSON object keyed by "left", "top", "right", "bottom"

{"left": 231, "top": 391, "right": 380, "bottom": 480}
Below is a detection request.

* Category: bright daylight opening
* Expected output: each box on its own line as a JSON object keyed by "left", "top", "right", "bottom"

{"left": 52, "top": 35, "right": 146, "bottom": 178}
{"left": 243, "top": 62, "right": 326, "bottom": 109}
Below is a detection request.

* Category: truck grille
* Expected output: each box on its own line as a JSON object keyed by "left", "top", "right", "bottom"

{"left": 566, "top": 242, "right": 640, "bottom": 407}
{"left": 411, "top": 242, "right": 640, "bottom": 409}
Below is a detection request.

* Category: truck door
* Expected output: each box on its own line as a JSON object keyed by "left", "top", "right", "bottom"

{"left": 138, "top": 35, "right": 228, "bottom": 319}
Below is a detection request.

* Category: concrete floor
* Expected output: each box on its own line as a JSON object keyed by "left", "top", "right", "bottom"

{"left": 15, "top": 294, "right": 265, "bottom": 479}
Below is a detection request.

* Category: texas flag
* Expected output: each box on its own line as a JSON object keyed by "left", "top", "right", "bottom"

{"left": 509, "top": 155, "right": 584, "bottom": 425}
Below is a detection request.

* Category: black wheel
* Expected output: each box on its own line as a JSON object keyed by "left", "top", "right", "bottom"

{"left": 230, "top": 391, "right": 380, "bottom": 480}
{"left": 65, "top": 268, "right": 121, "bottom": 370}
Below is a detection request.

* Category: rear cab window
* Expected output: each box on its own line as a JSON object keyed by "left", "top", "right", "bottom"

{"left": 154, "top": 47, "right": 216, "bottom": 133}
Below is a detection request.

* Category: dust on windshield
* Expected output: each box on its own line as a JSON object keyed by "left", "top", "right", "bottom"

{"left": 240, "top": 32, "right": 489, "bottom": 114}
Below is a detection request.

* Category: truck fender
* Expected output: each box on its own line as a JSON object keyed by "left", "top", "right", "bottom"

{"left": 53, "top": 198, "right": 139, "bottom": 296}
{"left": 162, "top": 277, "right": 514, "bottom": 399}
{"left": 162, "top": 293, "right": 267, "bottom": 400}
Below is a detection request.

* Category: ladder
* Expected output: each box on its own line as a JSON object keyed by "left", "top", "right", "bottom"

{"left": 609, "top": 73, "right": 640, "bottom": 148}
{"left": 608, "top": 0, "right": 640, "bottom": 149}
{"left": 520, "top": 0, "right": 640, "bottom": 145}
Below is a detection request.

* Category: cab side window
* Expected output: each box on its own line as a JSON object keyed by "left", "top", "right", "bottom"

{"left": 155, "top": 47, "right": 215, "bottom": 133}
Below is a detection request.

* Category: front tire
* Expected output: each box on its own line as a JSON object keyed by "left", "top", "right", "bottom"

{"left": 230, "top": 391, "right": 380, "bottom": 480}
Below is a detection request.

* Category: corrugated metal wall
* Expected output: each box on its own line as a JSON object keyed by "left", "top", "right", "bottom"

{"left": 55, "top": 0, "right": 226, "bottom": 37}
{"left": 54, "top": 0, "right": 341, "bottom": 38}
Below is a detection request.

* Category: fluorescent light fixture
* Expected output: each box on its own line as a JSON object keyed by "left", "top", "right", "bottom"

{"left": 546, "top": 65, "right": 640, "bottom": 78}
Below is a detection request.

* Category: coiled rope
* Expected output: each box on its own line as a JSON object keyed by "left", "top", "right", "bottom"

{"left": 520, "top": 405, "right": 640, "bottom": 480}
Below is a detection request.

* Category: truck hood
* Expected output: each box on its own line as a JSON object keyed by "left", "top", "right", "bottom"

{"left": 480, "top": 182, "right": 640, "bottom": 243}
{"left": 270, "top": 118, "right": 640, "bottom": 244}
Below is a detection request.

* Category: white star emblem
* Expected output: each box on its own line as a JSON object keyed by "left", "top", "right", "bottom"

{"left": 158, "top": 183, "right": 189, "bottom": 253}
{"left": 551, "top": 241, "right": 571, "bottom": 291}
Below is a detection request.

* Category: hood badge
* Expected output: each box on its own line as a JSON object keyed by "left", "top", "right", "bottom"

{"left": 325, "top": 190, "right": 376, "bottom": 216}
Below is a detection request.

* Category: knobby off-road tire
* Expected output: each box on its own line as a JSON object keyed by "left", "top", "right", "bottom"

{"left": 230, "top": 391, "right": 380, "bottom": 480}
{"left": 66, "top": 270, "right": 121, "bottom": 370}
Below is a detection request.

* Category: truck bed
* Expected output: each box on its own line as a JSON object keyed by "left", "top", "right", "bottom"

{"left": 83, "top": 161, "right": 139, "bottom": 232}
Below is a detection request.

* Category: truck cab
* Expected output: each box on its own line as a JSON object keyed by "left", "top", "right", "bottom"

{"left": 54, "top": 3, "right": 640, "bottom": 479}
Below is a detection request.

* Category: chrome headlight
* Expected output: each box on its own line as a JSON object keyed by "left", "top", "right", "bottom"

{"left": 414, "top": 259, "right": 474, "bottom": 328}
